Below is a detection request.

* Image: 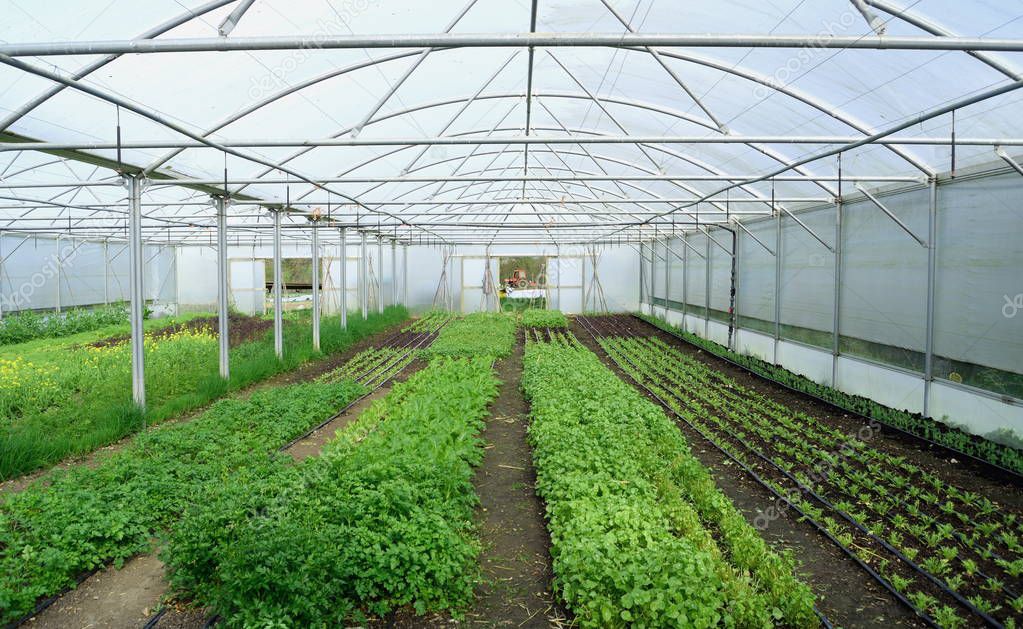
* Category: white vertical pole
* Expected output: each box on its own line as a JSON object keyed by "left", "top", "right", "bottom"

{"left": 832, "top": 200, "right": 843, "bottom": 387}
{"left": 102, "top": 238, "right": 109, "bottom": 305}
{"left": 923, "top": 178, "right": 938, "bottom": 417}
{"left": 391, "top": 240, "right": 397, "bottom": 308}
{"left": 216, "top": 196, "right": 230, "bottom": 380}
{"left": 377, "top": 236, "right": 384, "bottom": 314}
{"left": 311, "top": 224, "right": 321, "bottom": 352}
{"left": 649, "top": 238, "right": 656, "bottom": 314}
{"left": 402, "top": 243, "right": 408, "bottom": 307}
{"left": 272, "top": 209, "right": 283, "bottom": 359}
{"left": 663, "top": 236, "right": 670, "bottom": 318}
{"left": 55, "top": 235, "right": 61, "bottom": 314}
{"left": 127, "top": 175, "right": 146, "bottom": 410}
{"left": 0, "top": 231, "right": 4, "bottom": 320}
{"left": 704, "top": 233, "right": 711, "bottom": 338}
{"left": 774, "top": 211, "right": 782, "bottom": 364}
{"left": 340, "top": 227, "right": 348, "bottom": 329}
{"left": 360, "top": 231, "right": 369, "bottom": 319}
{"left": 682, "top": 233, "right": 688, "bottom": 325}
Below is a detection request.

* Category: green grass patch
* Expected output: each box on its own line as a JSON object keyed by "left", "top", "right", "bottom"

{"left": 0, "top": 307, "right": 408, "bottom": 479}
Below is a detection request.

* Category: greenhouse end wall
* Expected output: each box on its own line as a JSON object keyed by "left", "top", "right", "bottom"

{"left": 645, "top": 166, "right": 1023, "bottom": 445}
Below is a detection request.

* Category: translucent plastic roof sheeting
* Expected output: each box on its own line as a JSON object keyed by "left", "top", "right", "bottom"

{"left": 0, "top": 0, "right": 1022, "bottom": 244}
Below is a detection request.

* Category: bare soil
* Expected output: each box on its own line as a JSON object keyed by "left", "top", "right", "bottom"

{"left": 88, "top": 313, "right": 272, "bottom": 349}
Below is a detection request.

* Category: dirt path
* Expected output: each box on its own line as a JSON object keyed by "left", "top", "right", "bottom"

{"left": 465, "top": 336, "right": 564, "bottom": 627}
{"left": 570, "top": 319, "right": 923, "bottom": 629}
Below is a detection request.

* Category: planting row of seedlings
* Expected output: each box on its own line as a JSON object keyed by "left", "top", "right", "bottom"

{"left": 595, "top": 329, "right": 1022, "bottom": 628}
{"left": 160, "top": 313, "right": 516, "bottom": 625}
{"left": 637, "top": 313, "right": 1023, "bottom": 477}
{"left": 0, "top": 304, "right": 130, "bottom": 346}
{"left": 520, "top": 308, "right": 568, "bottom": 329}
{"left": 0, "top": 306, "right": 409, "bottom": 479}
{"left": 401, "top": 309, "right": 451, "bottom": 333}
{"left": 0, "top": 313, "right": 414, "bottom": 625}
{"left": 521, "top": 331, "right": 819, "bottom": 628}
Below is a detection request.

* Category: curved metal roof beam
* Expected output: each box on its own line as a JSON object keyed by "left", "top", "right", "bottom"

{"left": 866, "top": 0, "right": 1023, "bottom": 80}
{"left": 144, "top": 42, "right": 895, "bottom": 193}
{"left": 0, "top": 0, "right": 237, "bottom": 133}
{"left": 623, "top": 46, "right": 934, "bottom": 176}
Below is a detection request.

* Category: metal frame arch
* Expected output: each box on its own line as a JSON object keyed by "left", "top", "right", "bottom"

{"left": 0, "top": 0, "right": 237, "bottom": 134}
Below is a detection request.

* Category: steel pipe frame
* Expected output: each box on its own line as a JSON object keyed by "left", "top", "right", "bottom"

{"left": 272, "top": 209, "right": 283, "bottom": 359}
{"left": 7, "top": 0, "right": 1016, "bottom": 229}
{"left": 360, "top": 231, "right": 369, "bottom": 318}
{"left": 126, "top": 174, "right": 146, "bottom": 409}
{"left": 401, "top": 244, "right": 408, "bottom": 307}
{"left": 8, "top": 135, "right": 1022, "bottom": 151}
{"left": 377, "top": 236, "right": 384, "bottom": 314}
{"left": 339, "top": 227, "right": 348, "bottom": 329}
{"left": 215, "top": 195, "right": 229, "bottom": 380}
{"left": 5, "top": 33, "right": 1023, "bottom": 57}
{"left": 0, "top": 173, "right": 919, "bottom": 189}
{"left": 602, "top": 77, "right": 1023, "bottom": 240}
{"left": 311, "top": 224, "right": 321, "bottom": 351}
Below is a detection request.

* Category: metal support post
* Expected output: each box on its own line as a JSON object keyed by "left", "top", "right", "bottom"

{"left": 272, "top": 209, "right": 283, "bottom": 359}
{"left": 663, "top": 236, "right": 670, "bottom": 318}
{"left": 391, "top": 239, "right": 397, "bottom": 307}
{"left": 682, "top": 233, "right": 688, "bottom": 325}
{"left": 377, "top": 236, "right": 384, "bottom": 313}
{"left": 103, "top": 238, "right": 109, "bottom": 305}
{"left": 340, "top": 227, "right": 347, "bottom": 329}
{"left": 402, "top": 244, "right": 408, "bottom": 307}
{"left": 704, "top": 233, "right": 711, "bottom": 338}
{"left": 774, "top": 211, "right": 782, "bottom": 364}
{"left": 360, "top": 231, "right": 368, "bottom": 319}
{"left": 311, "top": 224, "right": 321, "bottom": 352}
{"left": 215, "top": 196, "right": 230, "bottom": 379}
{"left": 832, "top": 200, "right": 843, "bottom": 387}
{"left": 127, "top": 175, "right": 146, "bottom": 410}
{"left": 728, "top": 227, "right": 738, "bottom": 352}
{"left": 55, "top": 235, "right": 61, "bottom": 313}
{"left": 924, "top": 179, "right": 938, "bottom": 416}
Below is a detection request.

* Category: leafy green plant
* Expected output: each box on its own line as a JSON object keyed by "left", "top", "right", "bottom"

{"left": 519, "top": 308, "right": 568, "bottom": 329}
{"left": 0, "top": 377, "right": 367, "bottom": 625}
{"left": 0, "top": 304, "right": 129, "bottom": 346}
{"left": 425, "top": 312, "right": 517, "bottom": 359}
{"left": 522, "top": 337, "right": 817, "bottom": 628}
{"left": 638, "top": 313, "right": 1023, "bottom": 475}
{"left": 0, "top": 307, "right": 408, "bottom": 478}
{"left": 163, "top": 357, "right": 500, "bottom": 626}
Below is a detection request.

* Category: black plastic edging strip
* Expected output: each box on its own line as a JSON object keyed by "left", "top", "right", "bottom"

{"left": 594, "top": 325, "right": 1003, "bottom": 629}
{"left": 574, "top": 315, "right": 937, "bottom": 629}
{"left": 142, "top": 607, "right": 167, "bottom": 629}
{"left": 633, "top": 313, "right": 1023, "bottom": 483}
{"left": 6, "top": 566, "right": 102, "bottom": 629}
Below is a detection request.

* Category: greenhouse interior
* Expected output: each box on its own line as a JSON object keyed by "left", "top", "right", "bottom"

{"left": 0, "top": 1, "right": 1022, "bottom": 627}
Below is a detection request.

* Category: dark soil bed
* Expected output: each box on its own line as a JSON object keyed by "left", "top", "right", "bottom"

{"left": 88, "top": 313, "right": 273, "bottom": 349}
{"left": 570, "top": 317, "right": 924, "bottom": 628}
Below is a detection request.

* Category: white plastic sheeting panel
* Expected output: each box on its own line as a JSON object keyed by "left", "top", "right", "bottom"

{"left": 839, "top": 189, "right": 929, "bottom": 370}
{"left": 228, "top": 259, "right": 264, "bottom": 315}
{"left": 176, "top": 245, "right": 218, "bottom": 312}
{"left": 736, "top": 218, "right": 776, "bottom": 334}
{"left": 934, "top": 173, "right": 1023, "bottom": 379}
{"left": 780, "top": 206, "right": 835, "bottom": 349}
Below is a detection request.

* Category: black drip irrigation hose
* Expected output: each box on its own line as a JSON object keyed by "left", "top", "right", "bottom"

{"left": 142, "top": 607, "right": 167, "bottom": 628}
{"left": 277, "top": 322, "right": 446, "bottom": 453}
{"left": 598, "top": 331, "right": 1002, "bottom": 628}
{"left": 5, "top": 566, "right": 101, "bottom": 629}
{"left": 574, "top": 315, "right": 933, "bottom": 629}
{"left": 632, "top": 314, "right": 1023, "bottom": 484}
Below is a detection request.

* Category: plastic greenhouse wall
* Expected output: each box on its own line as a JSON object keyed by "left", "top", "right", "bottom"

{"left": 645, "top": 164, "right": 1023, "bottom": 444}
{"left": 0, "top": 232, "right": 177, "bottom": 316}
